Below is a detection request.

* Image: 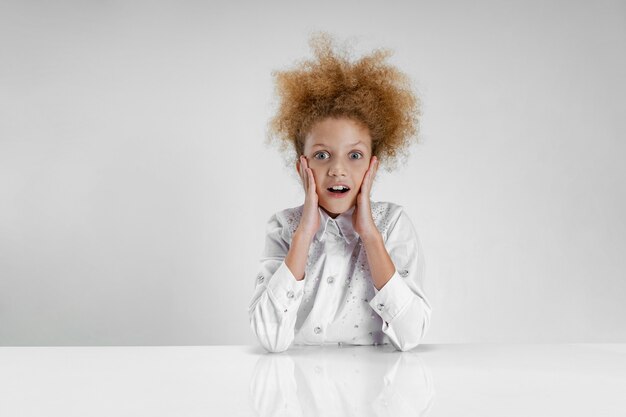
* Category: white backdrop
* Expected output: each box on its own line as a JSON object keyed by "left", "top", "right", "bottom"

{"left": 1, "top": 0, "right": 625, "bottom": 345}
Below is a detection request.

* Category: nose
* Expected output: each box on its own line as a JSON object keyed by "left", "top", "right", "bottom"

{"left": 328, "top": 159, "right": 347, "bottom": 177}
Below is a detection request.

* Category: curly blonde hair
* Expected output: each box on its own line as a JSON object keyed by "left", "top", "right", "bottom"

{"left": 265, "top": 32, "right": 422, "bottom": 172}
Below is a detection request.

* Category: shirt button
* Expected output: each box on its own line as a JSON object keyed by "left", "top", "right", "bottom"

{"left": 286, "top": 290, "right": 294, "bottom": 299}
{"left": 314, "top": 326, "right": 322, "bottom": 334}
{"left": 377, "top": 303, "right": 385, "bottom": 311}
{"left": 257, "top": 274, "right": 264, "bottom": 283}
{"left": 399, "top": 269, "right": 409, "bottom": 277}
{"left": 327, "top": 276, "right": 335, "bottom": 284}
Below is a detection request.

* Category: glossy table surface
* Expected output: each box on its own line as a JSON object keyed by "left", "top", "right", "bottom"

{"left": 1, "top": 344, "right": 625, "bottom": 416}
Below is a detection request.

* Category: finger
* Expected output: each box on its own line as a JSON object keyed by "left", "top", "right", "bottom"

{"left": 305, "top": 167, "right": 310, "bottom": 189}
{"left": 307, "top": 168, "right": 315, "bottom": 196}
{"left": 364, "top": 164, "right": 376, "bottom": 196}
{"left": 370, "top": 157, "right": 378, "bottom": 186}
{"left": 300, "top": 156, "right": 308, "bottom": 193}
{"left": 365, "top": 162, "right": 375, "bottom": 189}
{"left": 304, "top": 158, "right": 313, "bottom": 193}
{"left": 371, "top": 159, "right": 378, "bottom": 184}
{"left": 366, "top": 158, "right": 373, "bottom": 174}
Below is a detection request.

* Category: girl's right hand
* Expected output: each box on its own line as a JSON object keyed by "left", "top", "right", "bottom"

{"left": 297, "top": 155, "right": 320, "bottom": 239}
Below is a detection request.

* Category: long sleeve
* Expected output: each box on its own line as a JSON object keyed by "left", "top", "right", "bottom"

{"left": 368, "top": 208, "right": 432, "bottom": 351}
{"left": 248, "top": 213, "right": 306, "bottom": 353}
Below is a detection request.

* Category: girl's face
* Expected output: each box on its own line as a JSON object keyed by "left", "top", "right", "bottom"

{"left": 297, "top": 117, "right": 373, "bottom": 218}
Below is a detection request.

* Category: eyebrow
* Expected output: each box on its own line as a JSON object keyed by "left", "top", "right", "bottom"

{"left": 311, "top": 141, "right": 365, "bottom": 149}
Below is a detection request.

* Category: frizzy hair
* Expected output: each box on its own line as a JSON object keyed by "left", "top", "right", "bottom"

{"left": 265, "top": 31, "right": 422, "bottom": 173}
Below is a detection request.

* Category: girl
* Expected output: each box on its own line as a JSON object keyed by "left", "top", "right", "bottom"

{"left": 248, "top": 32, "right": 432, "bottom": 353}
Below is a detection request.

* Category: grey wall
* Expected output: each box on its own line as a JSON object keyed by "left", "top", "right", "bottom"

{"left": 1, "top": 0, "right": 625, "bottom": 345}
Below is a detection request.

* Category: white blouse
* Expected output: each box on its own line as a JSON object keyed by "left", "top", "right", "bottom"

{"left": 248, "top": 201, "right": 432, "bottom": 353}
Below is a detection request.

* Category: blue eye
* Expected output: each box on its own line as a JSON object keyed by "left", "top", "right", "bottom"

{"left": 350, "top": 152, "right": 363, "bottom": 159}
{"left": 314, "top": 151, "right": 330, "bottom": 160}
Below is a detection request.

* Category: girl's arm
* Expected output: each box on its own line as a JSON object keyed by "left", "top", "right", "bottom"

{"left": 366, "top": 207, "right": 432, "bottom": 352}
{"left": 284, "top": 227, "right": 315, "bottom": 281}
{"left": 248, "top": 213, "right": 311, "bottom": 353}
{"left": 361, "top": 232, "right": 395, "bottom": 290}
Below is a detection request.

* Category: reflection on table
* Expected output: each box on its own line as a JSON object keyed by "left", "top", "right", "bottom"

{"left": 1, "top": 344, "right": 625, "bottom": 416}
{"left": 250, "top": 344, "right": 434, "bottom": 417}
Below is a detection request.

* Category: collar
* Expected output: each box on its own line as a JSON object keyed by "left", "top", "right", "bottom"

{"left": 314, "top": 205, "right": 358, "bottom": 244}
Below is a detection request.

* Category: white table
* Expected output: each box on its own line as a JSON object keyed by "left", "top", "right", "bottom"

{"left": 1, "top": 344, "right": 625, "bottom": 416}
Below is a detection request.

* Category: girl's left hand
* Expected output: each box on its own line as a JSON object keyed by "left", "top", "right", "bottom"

{"left": 352, "top": 156, "right": 379, "bottom": 240}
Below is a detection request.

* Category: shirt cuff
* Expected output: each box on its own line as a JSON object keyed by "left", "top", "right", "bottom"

{"left": 369, "top": 270, "right": 413, "bottom": 323}
{"left": 267, "top": 260, "right": 306, "bottom": 312}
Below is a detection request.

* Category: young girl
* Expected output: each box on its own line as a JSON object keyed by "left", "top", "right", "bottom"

{"left": 248, "top": 33, "right": 432, "bottom": 353}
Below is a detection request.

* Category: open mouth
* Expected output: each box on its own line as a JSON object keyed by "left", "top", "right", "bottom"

{"left": 327, "top": 185, "right": 350, "bottom": 194}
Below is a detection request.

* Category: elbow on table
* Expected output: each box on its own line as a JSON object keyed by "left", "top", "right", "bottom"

{"left": 261, "top": 342, "right": 290, "bottom": 353}
{"left": 249, "top": 319, "right": 292, "bottom": 353}
{"left": 394, "top": 338, "right": 423, "bottom": 352}
{"left": 255, "top": 334, "right": 291, "bottom": 353}
{"left": 390, "top": 313, "right": 431, "bottom": 352}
